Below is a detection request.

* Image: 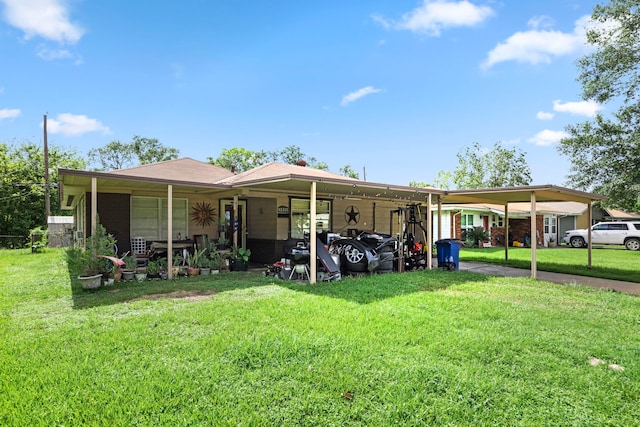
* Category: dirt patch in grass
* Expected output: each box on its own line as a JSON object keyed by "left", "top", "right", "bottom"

{"left": 132, "top": 290, "right": 217, "bottom": 302}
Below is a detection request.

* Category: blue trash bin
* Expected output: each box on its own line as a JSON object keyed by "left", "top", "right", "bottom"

{"left": 435, "top": 239, "right": 461, "bottom": 271}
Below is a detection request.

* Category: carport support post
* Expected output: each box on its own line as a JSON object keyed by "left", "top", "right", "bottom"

{"left": 504, "top": 203, "right": 509, "bottom": 262}
{"left": 233, "top": 195, "right": 239, "bottom": 247}
{"left": 530, "top": 191, "right": 537, "bottom": 279}
{"left": 587, "top": 200, "right": 593, "bottom": 268}
{"left": 310, "top": 182, "right": 317, "bottom": 284}
{"left": 167, "top": 184, "right": 173, "bottom": 279}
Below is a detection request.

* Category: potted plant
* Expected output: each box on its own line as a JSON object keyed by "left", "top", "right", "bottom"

{"left": 77, "top": 250, "right": 105, "bottom": 289}
{"left": 229, "top": 245, "right": 251, "bottom": 271}
{"left": 198, "top": 257, "right": 212, "bottom": 275}
{"left": 548, "top": 236, "right": 556, "bottom": 247}
{"left": 208, "top": 251, "right": 226, "bottom": 274}
{"left": 73, "top": 222, "right": 117, "bottom": 290}
{"left": 157, "top": 257, "right": 169, "bottom": 279}
{"left": 122, "top": 255, "right": 137, "bottom": 281}
{"left": 146, "top": 260, "right": 161, "bottom": 279}
{"left": 186, "top": 248, "right": 205, "bottom": 276}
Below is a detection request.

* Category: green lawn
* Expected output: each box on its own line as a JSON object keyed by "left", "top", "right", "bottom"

{"left": 1, "top": 248, "right": 639, "bottom": 426}
{"left": 460, "top": 245, "right": 640, "bottom": 283}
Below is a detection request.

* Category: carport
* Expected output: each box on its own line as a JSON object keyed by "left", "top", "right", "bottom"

{"left": 439, "top": 185, "right": 605, "bottom": 279}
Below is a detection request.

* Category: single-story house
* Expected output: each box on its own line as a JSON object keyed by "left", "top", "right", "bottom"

{"left": 59, "top": 158, "right": 603, "bottom": 282}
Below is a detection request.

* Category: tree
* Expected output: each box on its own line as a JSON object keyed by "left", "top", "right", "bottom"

{"left": 88, "top": 136, "right": 179, "bottom": 171}
{"left": 558, "top": 0, "right": 640, "bottom": 211}
{"left": 131, "top": 135, "right": 180, "bottom": 165}
{"left": 207, "top": 148, "right": 277, "bottom": 172}
{"left": 279, "top": 145, "right": 328, "bottom": 170}
{"left": 339, "top": 164, "right": 359, "bottom": 179}
{"left": 88, "top": 140, "right": 134, "bottom": 171}
{"left": 0, "top": 140, "right": 85, "bottom": 237}
{"left": 451, "top": 142, "right": 531, "bottom": 189}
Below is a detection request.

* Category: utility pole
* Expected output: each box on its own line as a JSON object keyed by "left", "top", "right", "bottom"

{"left": 44, "top": 114, "right": 50, "bottom": 221}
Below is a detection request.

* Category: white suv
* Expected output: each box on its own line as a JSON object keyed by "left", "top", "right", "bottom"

{"left": 563, "top": 221, "right": 640, "bottom": 251}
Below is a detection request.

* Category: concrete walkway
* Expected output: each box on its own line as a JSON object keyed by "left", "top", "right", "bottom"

{"left": 459, "top": 261, "right": 640, "bottom": 296}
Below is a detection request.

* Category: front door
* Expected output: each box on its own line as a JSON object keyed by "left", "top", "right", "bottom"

{"left": 543, "top": 215, "right": 557, "bottom": 246}
{"left": 220, "top": 199, "right": 247, "bottom": 248}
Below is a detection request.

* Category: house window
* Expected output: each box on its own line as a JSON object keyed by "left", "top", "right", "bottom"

{"left": 290, "top": 198, "right": 331, "bottom": 239}
{"left": 461, "top": 214, "right": 474, "bottom": 227}
{"left": 131, "top": 196, "right": 188, "bottom": 240}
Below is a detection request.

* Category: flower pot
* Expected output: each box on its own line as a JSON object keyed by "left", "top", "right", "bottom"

{"left": 188, "top": 268, "right": 200, "bottom": 276}
{"left": 78, "top": 274, "right": 102, "bottom": 290}
{"left": 122, "top": 270, "right": 135, "bottom": 281}
{"left": 199, "top": 267, "right": 211, "bottom": 275}
{"left": 229, "top": 259, "right": 248, "bottom": 272}
{"left": 135, "top": 272, "right": 147, "bottom": 282}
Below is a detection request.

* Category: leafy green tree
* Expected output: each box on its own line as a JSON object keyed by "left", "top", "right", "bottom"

{"left": 88, "top": 136, "right": 179, "bottom": 171}
{"left": 207, "top": 148, "right": 277, "bottom": 172}
{"left": 88, "top": 140, "right": 134, "bottom": 171}
{"left": 558, "top": 0, "right": 640, "bottom": 211}
{"left": 279, "top": 145, "right": 328, "bottom": 170}
{"left": 131, "top": 135, "right": 179, "bottom": 165}
{"left": 451, "top": 142, "right": 531, "bottom": 189}
{"left": 0, "top": 140, "right": 85, "bottom": 237}
{"left": 339, "top": 164, "right": 359, "bottom": 179}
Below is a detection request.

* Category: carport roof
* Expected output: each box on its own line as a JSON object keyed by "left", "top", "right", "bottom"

{"left": 441, "top": 185, "right": 604, "bottom": 205}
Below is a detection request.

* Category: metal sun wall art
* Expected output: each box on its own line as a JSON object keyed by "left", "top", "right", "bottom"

{"left": 191, "top": 202, "right": 216, "bottom": 227}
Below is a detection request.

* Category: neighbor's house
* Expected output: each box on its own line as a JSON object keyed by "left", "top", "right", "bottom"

{"left": 432, "top": 202, "right": 589, "bottom": 247}
{"left": 58, "top": 157, "right": 603, "bottom": 281}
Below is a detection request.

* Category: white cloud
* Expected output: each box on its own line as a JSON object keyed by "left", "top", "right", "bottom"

{"left": 37, "top": 47, "right": 73, "bottom": 60}
{"left": 528, "top": 129, "right": 570, "bottom": 146}
{"left": 1, "top": 0, "right": 84, "bottom": 44}
{"left": 373, "top": 0, "right": 494, "bottom": 36}
{"left": 553, "top": 99, "right": 602, "bottom": 117}
{"left": 340, "top": 86, "right": 382, "bottom": 106}
{"left": 482, "top": 15, "right": 590, "bottom": 69}
{"left": 536, "top": 111, "right": 554, "bottom": 120}
{"left": 0, "top": 108, "right": 21, "bottom": 120}
{"left": 45, "top": 113, "right": 110, "bottom": 136}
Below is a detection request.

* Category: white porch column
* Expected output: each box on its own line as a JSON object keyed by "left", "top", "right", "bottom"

{"left": 530, "top": 191, "right": 537, "bottom": 279}
{"left": 437, "top": 197, "right": 442, "bottom": 241}
{"left": 309, "top": 182, "right": 317, "bottom": 284}
{"left": 167, "top": 184, "right": 173, "bottom": 279}
{"left": 426, "top": 194, "right": 433, "bottom": 270}
{"left": 91, "top": 176, "right": 97, "bottom": 237}
{"left": 233, "top": 195, "right": 239, "bottom": 247}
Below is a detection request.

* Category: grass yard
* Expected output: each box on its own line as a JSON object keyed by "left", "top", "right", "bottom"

{"left": 1, "top": 248, "right": 640, "bottom": 426}
{"left": 460, "top": 246, "right": 640, "bottom": 283}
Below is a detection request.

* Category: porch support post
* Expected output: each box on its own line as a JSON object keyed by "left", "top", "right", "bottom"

{"left": 587, "top": 200, "right": 593, "bottom": 268}
{"left": 91, "top": 176, "right": 97, "bottom": 237}
{"left": 233, "top": 195, "right": 239, "bottom": 247}
{"left": 167, "top": 184, "right": 173, "bottom": 279}
{"left": 310, "top": 182, "right": 317, "bottom": 284}
{"left": 504, "top": 203, "right": 509, "bottom": 261}
{"left": 530, "top": 191, "right": 537, "bottom": 279}
{"left": 437, "top": 196, "right": 442, "bottom": 241}
{"left": 426, "top": 194, "right": 433, "bottom": 270}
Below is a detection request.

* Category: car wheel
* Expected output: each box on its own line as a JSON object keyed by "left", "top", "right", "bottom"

{"left": 625, "top": 238, "right": 640, "bottom": 251}
{"left": 570, "top": 236, "right": 586, "bottom": 248}
{"left": 330, "top": 240, "right": 369, "bottom": 273}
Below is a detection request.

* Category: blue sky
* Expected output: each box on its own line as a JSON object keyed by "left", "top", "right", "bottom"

{"left": 0, "top": 0, "right": 604, "bottom": 188}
